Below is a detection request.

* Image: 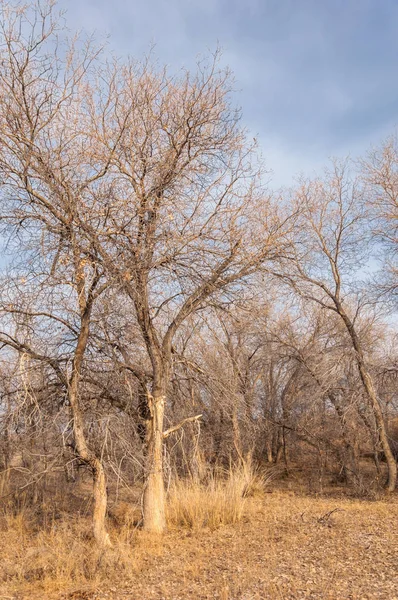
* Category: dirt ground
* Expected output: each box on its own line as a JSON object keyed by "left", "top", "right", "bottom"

{"left": 4, "top": 490, "right": 397, "bottom": 600}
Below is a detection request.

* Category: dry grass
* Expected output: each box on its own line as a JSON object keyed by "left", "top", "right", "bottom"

{"left": 0, "top": 472, "right": 397, "bottom": 599}
{"left": 138, "top": 491, "right": 398, "bottom": 600}
{"left": 166, "top": 459, "right": 270, "bottom": 529}
{"left": 0, "top": 500, "right": 138, "bottom": 598}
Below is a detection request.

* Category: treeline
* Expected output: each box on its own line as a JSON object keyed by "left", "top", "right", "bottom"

{"left": 0, "top": 1, "right": 397, "bottom": 545}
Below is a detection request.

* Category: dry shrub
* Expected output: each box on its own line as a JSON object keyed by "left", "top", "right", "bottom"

{"left": 0, "top": 504, "right": 137, "bottom": 595}
{"left": 167, "top": 458, "right": 271, "bottom": 530}
{"left": 108, "top": 500, "right": 142, "bottom": 528}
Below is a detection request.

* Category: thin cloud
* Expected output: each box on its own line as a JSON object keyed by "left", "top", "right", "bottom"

{"left": 63, "top": 0, "right": 398, "bottom": 185}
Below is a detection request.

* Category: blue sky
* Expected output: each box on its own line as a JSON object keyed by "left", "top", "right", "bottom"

{"left": 61, "top": 0, "right": 398, "bottom": 187}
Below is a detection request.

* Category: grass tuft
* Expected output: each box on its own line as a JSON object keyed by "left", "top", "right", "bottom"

{"left": 166, "top": 458, "right": 271, "bottom": 529}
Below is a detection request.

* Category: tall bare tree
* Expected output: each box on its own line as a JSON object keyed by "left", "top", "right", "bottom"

{"left": 75, "top": 54, "right": 295, "bottom": 531}
{"left": 285, "top": 162, "right": 397, "bottom": 491}
{"left": 0, "top": 0, "right": 294, "bottom": 532}
{"left": 0, "top": 0, "right": 114, "bottom": 544}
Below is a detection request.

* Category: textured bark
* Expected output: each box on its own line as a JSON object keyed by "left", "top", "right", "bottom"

{"left": 69, "top": 369, "right": 111, "bottom": 547}
{"left": 92, "top": 459, "right": 111, "bottom": 547}
{"left": 358, "top": 367, "right": 397, "bottom": 491}
{"left": 232, "top": 407, "right": 244, "bottom": 463}
{"left": 68, "top": 282, "right": 111, "bottom": 546}
{"left": 143, "top": 392, "right": 166, "bottom": 533}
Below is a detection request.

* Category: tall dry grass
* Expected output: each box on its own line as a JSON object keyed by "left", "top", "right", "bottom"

{"left": 0, "top": 498, "right": 138, "bottom": 596}
{"left": 166, "top": 458, "right": 272, "bottom": 529}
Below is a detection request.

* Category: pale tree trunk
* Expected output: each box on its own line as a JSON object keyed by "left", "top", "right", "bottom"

{"left": 133, "top": 279, "right": 169, "bottom": 533}
{"left": 143, "top": 387, "right": 166, "bottom": 533}
{"left": 358, "top": 366, "right": 397, "bottom": 491}
{"left": 232, "top": 406, "right": 244, "bottom": 463}
{"left": 92, "top": 459, "right": 110, "bottom": 546}
{"left": 341, "top": 445, "right": 359, "bottom": 487}
{"left": 358, "top": 407, "right": 382, "bottom": 478}
{"left": 68, "top": 282, "right": 111, "bottom": 546}
{"left": 69, "top": 380, "right": 111, "bottom": 547}
{"left": 266, "top": 437, "right": 274, "bottom": 463}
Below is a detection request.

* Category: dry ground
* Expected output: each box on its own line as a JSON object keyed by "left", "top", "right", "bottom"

{"left": 1, "top": 490, "right": 397, "bottom": 600}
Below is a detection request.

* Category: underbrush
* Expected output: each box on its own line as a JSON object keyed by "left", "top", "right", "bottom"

{"left": 0, "top": 462, "right": 395, "bottom": 599}
{"left": 0, "top": 461, "right": 271, "bottom": 595}
{"left": 0, "top": 504, "right": 137, "bottom": 595}
{"left": 166, "top": 459, "right": 273, "bottom": 529}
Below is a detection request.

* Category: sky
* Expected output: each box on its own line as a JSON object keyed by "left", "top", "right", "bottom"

{"left": 54, "top": 0, "right": 398, "bottom": 186}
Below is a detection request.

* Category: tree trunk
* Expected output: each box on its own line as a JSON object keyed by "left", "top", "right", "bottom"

{"left": 232, "top": 406, "right": 244, "bottom": 463}
{"left": 143, "top": 391, "right": 166, "bottom": 533}
{"left": 358, "top": 407, "right": 382, "bottom": 478}
{"left": 69, "top": 388, "right": 111, "bottom": 546}
{"left": 338, "top": 306, "right": 397, "bottom": 492}
{"left": 265, "top": 436, "right": 274, "bottom": 463}
{"left": 92, "top": 458, "right": 111, "bottom": 547}
{"left": 358, "top": 366, "right": 397, "bottom": 491}
{"left": 328, "top": 393, "right": 359, "bottom": 486}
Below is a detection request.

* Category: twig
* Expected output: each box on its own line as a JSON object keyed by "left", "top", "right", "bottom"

{"left": 317, "top": 508, "right": 344, "bottom": 523}
{"left": 163, "top": 414, "right": 203, "bottom": 438}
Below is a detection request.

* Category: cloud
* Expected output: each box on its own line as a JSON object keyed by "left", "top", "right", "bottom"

{"left": 61, "top": 0, "right": 398, "bottom": 185}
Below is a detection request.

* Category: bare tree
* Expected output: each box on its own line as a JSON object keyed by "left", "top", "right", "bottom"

{"left": 0, "top": 248, "right": 112, "bottom": 545}
{"left": 271, "top": 304, "right": 364, "bottom": 485}
{"left": 0, "top": 0, "right": 294, "bottom": 532}
{"left": 285, "top": 162, "right": 397, "bottom": 491}
{"left": 0, "top": 1, "right": 113, "bottom": 544}
{"left": 362, "top": 133, "right": 398, "bottom": 298}
{"left": 71, "top": 53, "right": 294, "bottom": 531}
